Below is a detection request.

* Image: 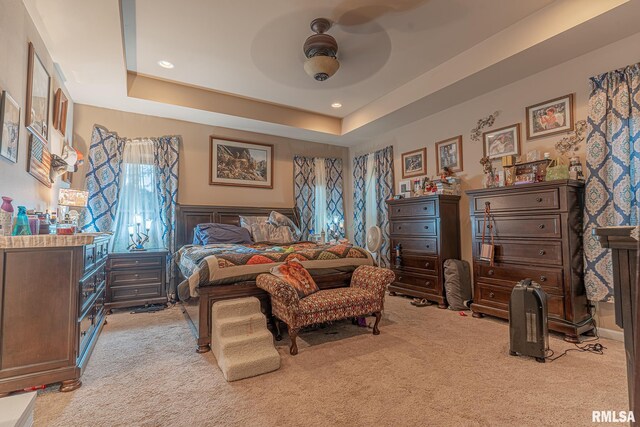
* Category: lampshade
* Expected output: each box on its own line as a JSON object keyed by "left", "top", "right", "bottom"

{"left": 58, "top": 188, "right": 89, "bottom": 208}
{"left": 304, "top": 56, "right": 340, "bottom": 81}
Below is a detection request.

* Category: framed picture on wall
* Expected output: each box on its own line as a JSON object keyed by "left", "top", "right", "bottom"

{"left": 25, "top": 42, "right": 51, "bottom": 145}
{"left": 401, "top": 148, "right": 426, "bottom": 178}
{"left": 209, "top": 136, "right": 274, "bottom": 188}
{"left": 0, "top": 90, "right": 20, "bottom": 163}
{"left": 27, "top": 135, "right": 52, "bottom": 188}
{"left": 52, "top": 88, "right": 68, "bottom": 137}
{"left": 525, "top": 94, "right": 574, "bottom": 140}
{"left": 435, "top": 135, "right": 463, "bottom": 173}
{"left": 483, "top": 124, "right": 521, "bottom": 160}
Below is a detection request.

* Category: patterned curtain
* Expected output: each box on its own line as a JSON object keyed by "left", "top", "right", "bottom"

{"left": 325, "top": 157, "right": 345, "bottom": 235}
{"left": 584, "top": 63, "right": 640, "bottom": 302}
{"left": 152, "top": 136, "right": 180, "bottom": 296}
{"left": 352, "top": 154, "right": 368, "bottom": 247}
{"left": 294, "top": 156, "right": 316, "bottom": 239}
{"left": 81, "top": 125, "right": 126, "bottom": 232}
{"left": 374, "top": 146, "right": 395, "bottom": 267}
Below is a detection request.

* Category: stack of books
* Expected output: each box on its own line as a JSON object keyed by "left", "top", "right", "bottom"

{"left": 431, "top": 177, "right": 461, "bottom": 195}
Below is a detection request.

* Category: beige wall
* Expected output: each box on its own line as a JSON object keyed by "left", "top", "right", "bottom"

{"left": 72, "top": 104, "right": 349, "bottom": 209}
{"left": 0, "top": 0, "right": 74, "bottom": 211}
{"left": 347, "top": 32, "right": 640, "bottom": 337}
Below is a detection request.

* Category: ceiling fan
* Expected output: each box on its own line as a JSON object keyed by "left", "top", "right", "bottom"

{"left": 302, "top": 18, "right": 340, "bottom": 81}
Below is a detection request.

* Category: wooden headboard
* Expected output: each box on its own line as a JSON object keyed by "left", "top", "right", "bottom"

{"left": 176, "top": 204, "right": 300, "bottom": 247}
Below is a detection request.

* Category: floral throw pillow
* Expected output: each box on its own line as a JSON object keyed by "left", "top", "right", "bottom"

{"left": 270, "top": 259, "right": 319, "bottom": 298}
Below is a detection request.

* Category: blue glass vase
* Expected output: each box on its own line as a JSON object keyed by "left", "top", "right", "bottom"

{"left": 12, "top": 206, "right": 31, "bottom": 236}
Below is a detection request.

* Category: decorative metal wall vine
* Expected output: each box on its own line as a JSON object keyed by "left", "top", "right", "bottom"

{"left": 470, "top": 111, "right": 501, "bottom": 142}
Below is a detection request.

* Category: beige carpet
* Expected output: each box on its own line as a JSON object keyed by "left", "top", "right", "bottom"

{"left": 34, "top": 296, "right": 627, "bottom": 427}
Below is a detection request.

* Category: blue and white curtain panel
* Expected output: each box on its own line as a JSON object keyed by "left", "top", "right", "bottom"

{"left": 81, "top": 125, "right": 126, "bottom": 232}
{"left": 375, "top": 146, "right": 395, "bottom": 267}
{"left": 352, "top": 154, "right": 368, "bottom": 247}
{"left": 293, "top": 156, "right": 316, "bottom": 239}
{"left": 325, "top": 157, "right": 345, "bottom": 232}
{"left": 584, "top": 62, "right": 640, "bottom": 302}
{"left": 153, "top": 136, "right": 180, "bottom": 294}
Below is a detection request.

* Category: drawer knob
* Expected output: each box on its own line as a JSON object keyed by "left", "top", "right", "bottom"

{"left": 487, "top": 269, "right": 495, "bottom": 276}
{"left": 135, "top": 260, "right": 140, "bottom": 264}
{"left": 424, "top": 225, "right": 429, "bottom": 229}
{"left": 398, "top": 226, "right": 402, "bottom": 230}
{"left": 134, "top": 289, "right": 139, "bottom": 294}
{"left": 426, "top": 245, "right": 430, "bottom": 248}
{"left": 489, "top": 292, "right": 495, "bottom": 298}
{"left": 135, "top": 274, "right": 140, "bottom": 278}
{"left": 425, "top": 262, "right": 430, "bottom": 268}
{"left": 425, "top": 281, "right": 431, "bottom": 286}
{"left": 397, "top": 276, "right": 403, "bottom": 281}
{"left": 423, "top": 206, "right": 428, "bottom": 210}
{"left": 81, "top": 331, "right": 87, "bottom": 337}
{"left": 536, "top": 197, "right": 543, "bottom": 202}
{"left": 538, "top": 224, "right": 545, "bottom": 229}
{"left": 397, "top": 209, "right": 401, "bottom": 213}
{"left": 539, "top": 275, "right": 547, "bottom": 282}
{"left": 538, "top": 249, "right": 546, "bottom": 255}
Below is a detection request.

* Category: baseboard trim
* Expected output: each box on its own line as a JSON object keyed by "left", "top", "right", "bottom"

{"left": 597, "top": 327, "right": 624, "bottom": 342}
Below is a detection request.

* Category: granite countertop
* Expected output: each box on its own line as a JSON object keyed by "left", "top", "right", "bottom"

{"left": 0, "top": 233, "right": 111, "bottom": 249}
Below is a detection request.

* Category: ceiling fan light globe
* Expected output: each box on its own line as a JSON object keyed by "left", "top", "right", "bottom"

{"left": 304, "top": 56, "right": 340, "bottom": 81}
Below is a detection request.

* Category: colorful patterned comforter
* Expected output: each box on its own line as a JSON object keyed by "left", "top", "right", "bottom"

{"left": 176, "top": 242, "right": 373, "bottom": 299}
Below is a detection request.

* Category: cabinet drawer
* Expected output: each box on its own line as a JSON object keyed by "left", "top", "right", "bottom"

{"left": 396, "top": 254, "right": 439, "bottom": 274}
{"left": 79, "top": 287, "right": 104, "bottom": 356}
{"left": 475, "top": 263, "right": 563, "bottom": 293}
{"left": 83, "top": 244, "right": 96, "bottom": 272}
{"left": 389, "top": 200, "right": 436, "bottom": 218}
{"left": 109, "top": 269, "right": 163, "bottom": 288}
{"left": 95, "top": 240, "right": 109, "bottom": 263}
{"left": 392, "top": 237, "right": 437, "bottom": 255}
{"left": 475, "top": 215, "right": 561, "bottom": 239}
{"left": 472, "top": 188, "right": 560, "bottom": 213}
{"left": 475, "top": 283, "right": 565, "bottom": 319}
{"left": 79, "top": 267, "right": 106, "bottom": 314}
{"left": 477, "top": 240, "right": 563, "bottom": 266}
{"left": 391, "top": 220, "right": 437, "bottom": 236}
{"left": 110, "top": 284, "right": 163, "bottom": 302}
{"left": 392, "top": 270, "right": 438, "bottom": 291}
{"left": 109, "top": 255, "right": 164, "bottom": 270}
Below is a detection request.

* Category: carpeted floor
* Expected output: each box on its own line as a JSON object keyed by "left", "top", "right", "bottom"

{"left": 34, "top": 296, "right": 627, "bottom": 427}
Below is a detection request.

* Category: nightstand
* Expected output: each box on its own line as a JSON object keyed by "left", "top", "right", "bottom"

{"left": 106, "top": 249, "right": 169, "bottom": 310}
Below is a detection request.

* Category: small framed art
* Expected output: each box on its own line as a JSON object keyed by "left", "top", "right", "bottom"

{"left": 401, "top": 148, "right": 426, "bottom": 178}
{"left": 25, "top": 42, "right": 51, "bottom": 144}
{"left": 27, "top": 135, "right": 52, "bottom": 188}
{"left": 435, "top": 135, "right": 463, "bottom": 173}
{"left": 0, "top": 90, "right": 20, "bottom": 163}
{"left": 525, "top": 94, "right": 574, "bottom": 140}
{"left": 53, "top": 88, "right": 68, "bottom": 136}
{"left": 483, "top": 124, "right": 521, "bottom": 160}
{"left": 398, "top": 179, "right": 411, "bottom": 198}
{"left": 210, "top": 136, "right": 274, "bottom": 188}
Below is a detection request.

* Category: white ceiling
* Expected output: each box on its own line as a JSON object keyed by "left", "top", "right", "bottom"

{"left": 20, "top": 0, "right": 640, "bottom": 145}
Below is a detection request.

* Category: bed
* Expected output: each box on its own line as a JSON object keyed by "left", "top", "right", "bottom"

{"left": 175, "top": 204, "right": 374, "bottom": 353}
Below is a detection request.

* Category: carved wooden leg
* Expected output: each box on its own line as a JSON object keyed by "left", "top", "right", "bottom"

{"left": 274, "top": 319, "right": 282, "bottom": 341}
{"left": 472, "top": 312, "right": 484, "bottom": 318}
{"left": 389, "top": 291, "right": 397, "bottom": 296}
{"left": 196, "top": 344, "right": 210, "bottom": 353}
{"left": 289, "top": 328, "right": 299, "bottom": 355}
{"left": 437, "top": 302, "right": 447, "bottom": 309}
{"left": 372, "top": 312, "right": 382, "bottom": 335}
{"left": 59, "top": 378, "right": 82, "bottom": 392}
{"left": 564, "top": 333, "right": 580, "bottom": 343}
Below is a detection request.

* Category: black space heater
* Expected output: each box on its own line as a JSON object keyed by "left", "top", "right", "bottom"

{"left": 509, "top": 279, "right": 549, "bottom": 363}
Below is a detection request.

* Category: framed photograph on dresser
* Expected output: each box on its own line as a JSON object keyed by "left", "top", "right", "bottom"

{"left": 25, "top": 42, "right": 50, "bottom": 145}
{"left": 401, "top": 148, "right": 427, "bottom": 178}
{"left": 435, "top": 135, "right": 463, "bottom": 173}
{"left": 483, "top": 124, "right": 520, "bottom": 160}
{"left": 525, "top": 94, "right": 574, "bottom": 140}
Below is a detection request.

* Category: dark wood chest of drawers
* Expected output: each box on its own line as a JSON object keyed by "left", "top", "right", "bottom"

{"left": 386, "top": 195, "right": 461, "bottom": 307}
{"left": 466, "top": 180, "right": 593, "bottom": 341}
{"left": 0, "top": 234, "right": 109, "bottom": 395}
{"left": 106, "top": 250, "right": 168, "bottom": 310}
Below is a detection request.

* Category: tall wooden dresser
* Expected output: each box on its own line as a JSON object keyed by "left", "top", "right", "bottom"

{"left": 386, "top": 195, "right": 461, "bottom": 307}
{"left": 0, "top": 234, "right": 109, "bottom": 395}
{"left": 466, "top": 180, "right": 593, "bottom": 341}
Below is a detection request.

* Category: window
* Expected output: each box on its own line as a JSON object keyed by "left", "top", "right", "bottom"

{"left": 111, "top": 140, "right": 163, "bottom": 252}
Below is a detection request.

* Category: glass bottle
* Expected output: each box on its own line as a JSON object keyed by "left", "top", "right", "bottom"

{"left": 0, "top": 196, "right": 14, "bottom": 236}
{"left": 12, "top": 206, "right": 32, "bottom": 236}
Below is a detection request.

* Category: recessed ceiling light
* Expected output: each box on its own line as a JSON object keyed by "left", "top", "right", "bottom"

{"left": 157, "top": 60, "right": 174, "bottom": 69}
{"left": 331, "top": 102, "right": 342, "bottom": 108}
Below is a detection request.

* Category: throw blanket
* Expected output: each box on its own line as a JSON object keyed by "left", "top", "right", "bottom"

{"left": 176, "top": 242, "right": 373, "bottom": 299}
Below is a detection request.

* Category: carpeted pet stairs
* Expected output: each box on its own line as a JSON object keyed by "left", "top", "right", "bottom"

{"left": 211, "top": 297, "right": 280, "bottom": 381}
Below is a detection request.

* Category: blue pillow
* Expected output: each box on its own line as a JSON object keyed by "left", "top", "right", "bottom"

{"left": 193, "top": 223, "right": 253, "bottom": 245}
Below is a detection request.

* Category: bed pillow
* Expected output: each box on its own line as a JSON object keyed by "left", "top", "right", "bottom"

{"left": 268, "top": 211, "right": 302, "bottom": 241}
{"left": 250, "top": 222, "right": 294, "bottom": 243}
{"left": 193, "top": 223, "right": 252, "bottom": 245}
{"left": 270, "top": 259, "right": 319, "bottom": 298}
{"left": 239, "top": 215, "right": 269, "bottom": 239}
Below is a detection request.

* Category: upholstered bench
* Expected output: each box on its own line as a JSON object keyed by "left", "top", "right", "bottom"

{"left": 256, "top": 265, "right": 395, "bottom": 355}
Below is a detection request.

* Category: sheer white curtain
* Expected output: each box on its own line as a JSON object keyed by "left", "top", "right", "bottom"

{"left": 111, "top": 139, "right": 164, "bottom": 252}
{"left": 314, "top": 157, "right": 328, "bottom": 233}
{"left": 364, "top": 153, "right": 377, "bottom": 234}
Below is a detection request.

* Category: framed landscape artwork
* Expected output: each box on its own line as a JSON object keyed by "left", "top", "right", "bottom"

{"left": 483, "top": 124, "right": 521, "bottom": 160}
{"left": 25, "top": 42, "right": 50, "bottom": 144}
{"left": 401, "top": 148, "right": 427, "bottom": 178}
{"left": 209, "top": 136, "right": 274, "bottom": 188}
{"left": 435, "top": 135, "right": 463, "bottom": 173}
{"left": 0, "top": 90, "right": 20, "bottom": 163}
{"left": 27, "top": 135, "right": 52, "bottom": 188}
{"left": 525, "top": 94, "right": 574, "bottom": 140}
